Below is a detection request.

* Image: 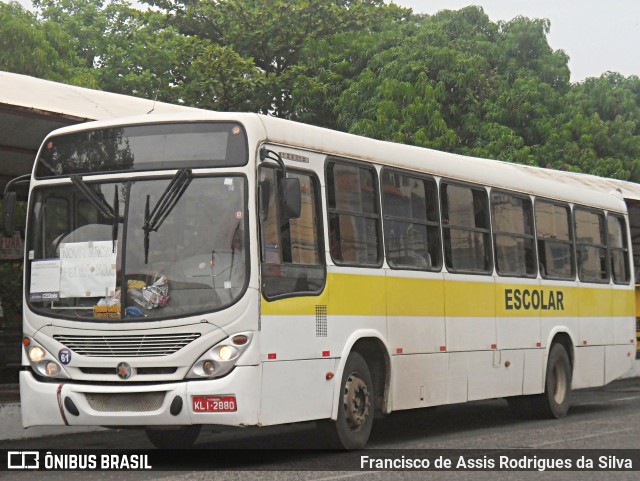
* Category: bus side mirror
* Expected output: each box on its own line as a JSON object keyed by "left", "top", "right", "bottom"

{"left": 3, "top": 191, "right": 16, "bottom": 237}
{"left": 281, "top": 178, "right": 301, "bottom": 220}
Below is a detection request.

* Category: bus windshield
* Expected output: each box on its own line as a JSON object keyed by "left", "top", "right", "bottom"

{"left": 26, "top": 175, "right": 248, "bottom": 321}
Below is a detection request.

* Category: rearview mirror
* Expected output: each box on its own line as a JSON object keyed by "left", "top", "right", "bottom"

{"left": 3, "top": 191, "right": 16, "bottom": 237}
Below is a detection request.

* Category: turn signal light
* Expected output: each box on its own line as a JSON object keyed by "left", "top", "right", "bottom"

{"left": 232, "top": 335, "right": 249, "bottom": 345}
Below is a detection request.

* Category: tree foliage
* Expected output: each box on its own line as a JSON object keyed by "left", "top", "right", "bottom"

{"left": 1, "top": 1, "right": 640, "bottom": 181}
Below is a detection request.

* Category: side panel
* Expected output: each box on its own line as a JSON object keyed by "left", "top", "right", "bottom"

{"left": 572, "top": 346, "right": 605, "bottom": 389}
{"left": 465, "top": 350, "right": 524, "bottom": 401}
{"left": 260, "top": 358, "right": 337, "bottom": 425}
{"left": 444, "top": 275, "right": 496, "bottom": 352}
{"left": 259, "top": 269, "right": 386, "bottom": 425}
{"left": 605, "top": 344, "right": 635, "bottom": 384}
{"left": 391, "top": 353, "right": 449, "bottom": 409}
{"left": 386, "top": 272, "right": 445, "bottom": 354}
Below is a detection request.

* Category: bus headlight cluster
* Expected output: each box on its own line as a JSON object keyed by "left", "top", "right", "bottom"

{"left": 23, "top": 337, "right": 69, "bottom": 380}
{"left": 28, "top": 346, "right": 46, "bottom": 362}
{"left": 188, "top": 333, "right": 252, "bottom": 379}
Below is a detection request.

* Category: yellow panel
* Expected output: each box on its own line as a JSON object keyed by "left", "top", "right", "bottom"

{"left": 445, "top": 279, "right": 495, "bottom": 318}
{"left": 261, "top": 272, "right": 635, "bottom": 318}
{"left": 386, "top": 277, "right": 444, "bottom": 317}
{"left": 329, "top": 273, "right": 386, "bottom": 316}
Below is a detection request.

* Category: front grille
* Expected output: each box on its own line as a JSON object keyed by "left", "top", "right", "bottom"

{"left": 53, "top": 333, "right": 200, "bottom": 357}
{"left": 84, "top": 392, "right": 166, "bottom": 412}
{"left": 79, "top": 367, "right": 177, "bottom": 375}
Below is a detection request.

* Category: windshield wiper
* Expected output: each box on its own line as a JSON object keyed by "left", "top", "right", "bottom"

{"left": 70, "top": 175, "right": 115, "bottom": 219}
{"left": 142, "top": 168, "right": 193, "bottom": 264}
{"left": 70, "top": 176, "right": 122, "bottom": 252}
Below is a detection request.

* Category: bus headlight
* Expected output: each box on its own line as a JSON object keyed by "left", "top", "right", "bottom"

{"left": 217, "top": 345, "right": 238, "bottom": 362}
{"left": 188, "top": 332, "right": 252, "bottom": 379}
{"left": 202, "top": 360, "right": 216, "bottom": 376}
{"left": 23, "top": 338, "right": 70, "bottom": 379}
{"left": 46, "top": 361, "right": 61, "bottom": 376}
{"left": 29, "top": 346, "right": 46, "bottom": 362}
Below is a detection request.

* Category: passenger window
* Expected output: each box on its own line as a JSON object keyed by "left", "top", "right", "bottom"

{"left": 259, "top": 167, "right": 325, "bottom": 298}
{"left": 491, "top": 191, "right": 536, "bottom": 277}
{"left": 441, "top": 183, "right": 492, "bottom": 273}
{"left": 608, "top": 215, "right": 630, "bottom": 284}
{"left": 535, "top": 201, "right": 574, "bottom": 280}
{"left": 574, "top": 208, "right": 607, "bottom": 283}
{"left": 327, "top": 161, "right": 382, "bottom": 266}
{"left": 381, "top": 170, "right": 441, "bottom": 270}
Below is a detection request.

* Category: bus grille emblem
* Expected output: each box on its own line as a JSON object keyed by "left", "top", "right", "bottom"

{"left": 116, "top": 362, "right": 132, "bottom": 380}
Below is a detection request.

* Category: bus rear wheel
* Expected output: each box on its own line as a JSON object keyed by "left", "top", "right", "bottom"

{"left": 509, "top": 343, "right": 572, "bottom": 419}
{"left": 534, "top": 342, "right": 572, "bottom": 418}
{"left": 145, "top": 425, "right": 201, "bottom": 449}
{"left": 322, "top": 351, "right": 374, "bottom": 449}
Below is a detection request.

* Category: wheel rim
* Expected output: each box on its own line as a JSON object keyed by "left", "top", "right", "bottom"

{"left": 551, "top": 360, "right": 567, "bottom": 404}
{"left": 342, "top": 371, "right": 370, "bottom": 431}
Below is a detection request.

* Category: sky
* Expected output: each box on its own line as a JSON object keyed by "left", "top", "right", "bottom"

{"left": 8, "top": 0, "right": 640, "bottom": 83}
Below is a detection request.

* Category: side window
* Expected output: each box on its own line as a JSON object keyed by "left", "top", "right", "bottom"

{"left": 535, "top": 201, "right": 574, "bottom": 280}
{"left": 627, "top": 202, "right": 640, "bottom": 281}
{"left": 608, "top": 214, "right": 630, "bottom": 285}
{"left": 259, "top": 167, "right": 325, "bottom": 299}
{"left": 441, "top": 182, "right": 492, "bottom": 273}
{"left": 381, "top": 169, "right": 441, "bottom": 270}
{"left": 574, "top": 208, "right": 608, "bottom": 283}
{"left": 491, "top": 191, "right": 536, "bottom": 277}
{"left": 327, "top": 161, "right": 382, "bottom": 266}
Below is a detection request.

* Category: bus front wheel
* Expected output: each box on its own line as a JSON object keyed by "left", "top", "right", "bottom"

{"left": 145, "top": 425, "right": 201, "bottom": 449}
{"left": 324, "top": 351, "right": 375, "bottom": 449}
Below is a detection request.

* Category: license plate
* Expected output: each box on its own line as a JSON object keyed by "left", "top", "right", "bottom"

{"left": 192, "top": 395, "right": 237, "bottom": 413}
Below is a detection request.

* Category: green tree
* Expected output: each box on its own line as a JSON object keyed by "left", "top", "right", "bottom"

{"left": 0, "top": 1, "right": 94, "bottom": 85}
{"left": 146, "top": 0, "right": 408, "bottom": 116}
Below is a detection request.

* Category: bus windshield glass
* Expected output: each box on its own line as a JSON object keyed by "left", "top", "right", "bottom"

{"left": 26, "top": 175, "right": 248, "bottom": 321}
{"left": 35, "top": 122, "right": 248, "bottom": 177}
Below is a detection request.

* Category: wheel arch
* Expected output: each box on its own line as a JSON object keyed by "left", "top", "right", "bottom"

{"left": 330, "top": 331, "right": 391, "bottom": 420}
{"left": 546, "top": 328, "right": 575, "bottom": 371}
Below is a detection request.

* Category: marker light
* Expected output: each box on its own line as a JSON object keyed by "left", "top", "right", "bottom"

{"left": 232, "top": 335, "right": 249, "bottom": 345}
{"left": 29, "top": 346, "right": 46, "bottom": 362}
{"left": 22, "top": 337, "right": 31, "bottom": 347}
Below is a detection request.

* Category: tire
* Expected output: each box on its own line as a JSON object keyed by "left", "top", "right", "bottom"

{"left": 145, "top": 425, "right": 201, "bottom": 449}
{"left": 531, "top": 343, "right": 572, "bottom": 419}
{"left": 322, "top": 351, "right": 374, "bottom": 450}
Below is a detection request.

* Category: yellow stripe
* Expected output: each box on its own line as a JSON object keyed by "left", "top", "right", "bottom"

{"left": 261, "top": 273, "right": 635, "bottom": 318}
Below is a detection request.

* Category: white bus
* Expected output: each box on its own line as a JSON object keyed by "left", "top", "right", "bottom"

{"left": 4, "top": 112, "right": 637, "bottom": 449}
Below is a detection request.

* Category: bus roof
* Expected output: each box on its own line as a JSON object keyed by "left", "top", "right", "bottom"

{"left": 43, "top": 111, "right": 630, "bottom": 213}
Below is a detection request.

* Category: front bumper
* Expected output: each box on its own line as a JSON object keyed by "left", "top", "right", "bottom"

{"left": 20, "top": 365, "right": 260, "bottom": 428}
